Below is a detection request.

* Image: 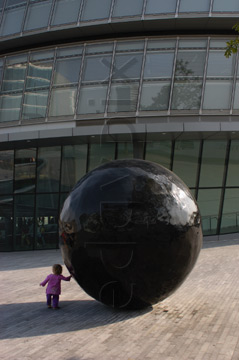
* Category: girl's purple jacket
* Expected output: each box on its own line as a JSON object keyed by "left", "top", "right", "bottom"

{"left": 40, "top": 274, "right": 71, "bottom": 295}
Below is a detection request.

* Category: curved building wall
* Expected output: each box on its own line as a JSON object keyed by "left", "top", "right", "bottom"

{"left": 0, "top": 0, "right": 239, "bottom": 42}
{"left": 0, "top": 37, "right": 238, "bottom": 124}
{"left": 1, "top": 0, "right": 239, "bottom": 251}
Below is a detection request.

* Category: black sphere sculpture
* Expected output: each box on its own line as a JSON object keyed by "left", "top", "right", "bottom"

{"left": 59, "top": 159, "right": 202, "bottom": 309}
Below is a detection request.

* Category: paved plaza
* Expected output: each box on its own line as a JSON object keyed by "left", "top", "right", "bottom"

{"left": 1, "top": 239, "right": 239, "bottom": 360}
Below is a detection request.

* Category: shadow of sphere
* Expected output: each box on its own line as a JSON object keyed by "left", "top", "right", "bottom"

{"left": 59, "top": 159, "right": 203, "bottom": 309}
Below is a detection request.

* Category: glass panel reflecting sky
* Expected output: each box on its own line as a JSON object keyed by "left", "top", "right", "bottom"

{"left": 57, "top": 46, "right": 83, "bottom": 57}
{"left": 112, "top": 0, "right": 143, "bottom": 17}
{"left": 233, "top": 81, "right": 239, "bottom": 109}
{"left": 112, "top": 53, "right": 143, "bottom": 80}
{"left": 143, "top": 52, "right": 174, "bottom": 79}
{"left": 85, "top": 43, "right": 114, "bottom": 54}
{"left": 179, "top": 0, "right": 210, "bottom": 12}
{"left": 147, "top": 39, "right": 176, "bottom": 50}
{"left": 0, "top": 7, "right": 25, "bottom": 36}
{"left": 0, "top": 0, "right": 239, "bottom": 41}
{"left": 203, "top": 80, "right": 232, "bottom": 110}
{"left": 207, "top": 51, "right": 234, "bottom": 77}
{"left": 212, "top": 0, "right": 239, "bottom": 12}
{"left": 82, "top": 55, "right": 112, "bottom": 82}
{"left": 51, "top": 0, "right": 81, "bottom": 26}
{"left": 24, "top": 0, "right": 52, "bottom": 30}
{"left": 145, "top": 0, "right": 177, "bottom": 14}
{"left": 81, "top": 0, "right": 111, "bottom": 21}
{"left": 5, "top": 0, "right": 26, "bottom": 6}
{"left": 54, "top": 57, "right": 81, "bottom": 85}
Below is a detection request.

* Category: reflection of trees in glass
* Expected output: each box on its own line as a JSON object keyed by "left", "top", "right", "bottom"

{"left": 140, "top": 82, "right": 170, "bottom": 111}
{"left": 141, "top": 59, "right": 202, "bottom": 111}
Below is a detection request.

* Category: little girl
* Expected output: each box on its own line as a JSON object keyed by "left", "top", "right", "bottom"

{"left": 40, "top": 264, "right": 72, "bottom": 309}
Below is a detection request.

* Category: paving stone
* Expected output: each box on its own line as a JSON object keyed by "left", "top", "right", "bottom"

{"left": 1, "top": 240, "right": 239, "bottom": 359}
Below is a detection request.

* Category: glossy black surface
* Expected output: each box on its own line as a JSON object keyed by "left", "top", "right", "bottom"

{"left": 59, "top": 159, "right": 202, "bottom": 309}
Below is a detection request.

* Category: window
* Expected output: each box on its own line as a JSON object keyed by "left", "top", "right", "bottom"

{"left": 36, "top": 147, "right": 61, "bottom": 193}
{"left": 108, "top": 43, "right": 143, "bottom": 113}
{"left": 26, "top": 61, "right": 53, "bottom": 90}
{"left": 14, "top": 148, "right": 36, "bottom": 193}
{"left": 88, "top": 143, "right": 115, "bottom": 171}
{"left": 35, "top": 194, "right": 59, "bottom": 249}
{"left": 203, "top": 47, "right": 235, "bottom": 110}
{"left": 172, "top": 140, "right": 200, "bottom": 188}
{"left": 212, "top": 0, "right": 239, "bottom": 12}
{"left": 199, "top": 141, "right": 227, "bottom": 187}
{"left": 82, "top": 55, "right": 112, "bottom": 82}
{"left": 14, "top": 194, "right": 35, "bottom": 250}
{"left": 145, "top": 141, "right": 172, "bottom": 169}
{"left": 51, "top": 0, "right": 81, "bottom": 25}
{"left": 221, "top": 189, "right": 239, "bottom": 234}
{"left": 145, "top": 0, "right": 177, "bottom": 14}
{"left": 49, "top": 87, "right": 77, "bottom": 116}
{"left": 112, "top": 0, "right": 143, "bottom": 17}
{"left": 78, "top": 85, "right": 108, "bottom": 114}
{"left": 0, "top": 196, "right": 13, "bottom": 251}
{"left": 81, "top": 0, "right": 111, "bottom": 21}
{"left": 171, "top": 40, "right": 207, "bottom": 110}
{"left": 2, "top": 63, "right": 27, "bottom": 92}
{"left": 61, "top": 145, "right": 87, "bottom": 191}
{"left": 179, "top": 0, "right": 210, "bottom": 12}
{"left": 117, "top": 142, "right": 134, "bottom": 159}
{"left": 0, "top": 150, "right": 14, "bottom": 194}
{"left": 0, "top": 1, "right": 26, "bottom": 36}
{"left": 226, "top": 141, "right": 239, "bottom": 186}
{"left": 22, "top": 90, "right": 49, "bottom": 119}
{"left": 24, "top": 0, "right": 52, "bottom": 30}
{"left": 53, "top": 57, "right": 82, "bottom": 85}
{"left": 140, "top": 47, "right": 174, "bottom": 111}
{"left": 197, "top": 189, "right": 221, "bottom": 235}
{"left": 77, "top": 45, "right": 113, "bottom": 115}
{"left": 0, "top": 94, "right": 22, "bottom": 122}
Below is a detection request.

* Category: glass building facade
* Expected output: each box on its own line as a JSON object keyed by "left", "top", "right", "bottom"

{"left": 1, "top": 0, "right": 239, "bottom": 250}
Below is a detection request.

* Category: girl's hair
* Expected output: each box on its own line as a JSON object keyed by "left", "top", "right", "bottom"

{"left": 52, "top": 264, "right": 63, "bottom": 275}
